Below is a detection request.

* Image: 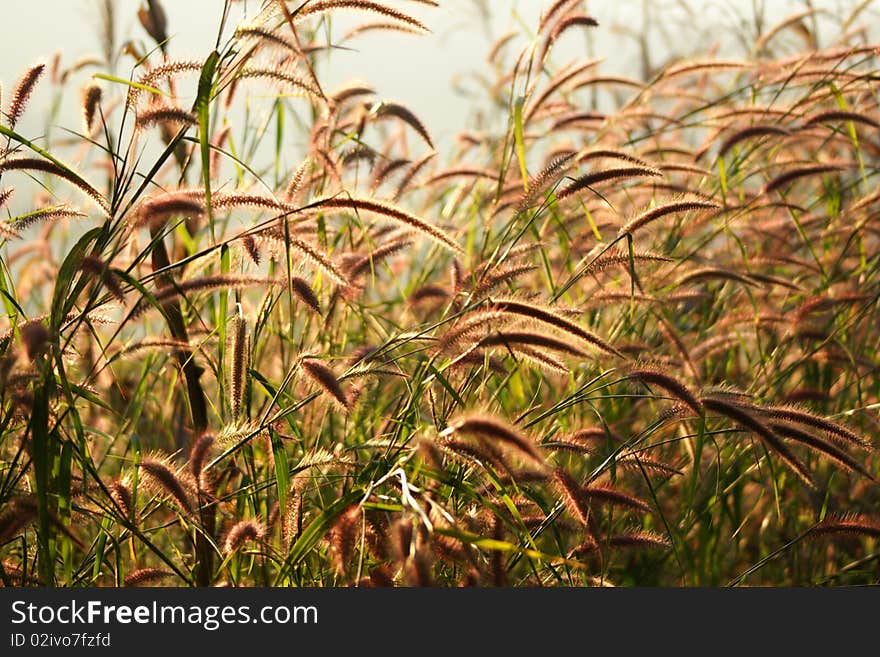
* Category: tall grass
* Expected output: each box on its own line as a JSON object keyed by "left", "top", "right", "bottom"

{"left": 0, "top": 0, "right": 878, "bottom": 587}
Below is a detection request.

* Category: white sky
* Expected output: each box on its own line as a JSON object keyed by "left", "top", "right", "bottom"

{"left": 1, "top": 1, "right": 876, "bottom": 152}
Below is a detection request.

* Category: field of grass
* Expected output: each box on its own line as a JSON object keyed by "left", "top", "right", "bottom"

{"left": 1, "top": 0, "right": 879, "bottom": 587}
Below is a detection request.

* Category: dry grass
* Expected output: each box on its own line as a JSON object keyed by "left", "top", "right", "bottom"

{"left": 0, "top": 0, "right": 878, "bottom": 588}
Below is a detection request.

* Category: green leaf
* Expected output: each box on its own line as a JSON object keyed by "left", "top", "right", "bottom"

{"left": 270, "top": 428, "right": 290, "bottom": 519}
{"left": 50, "top": 227, "right": 102, "bottom": 330}
{"left": 195, "top": 51, "right": 220, "bottom": 240}
{"left": 92, "top": 73, "right": 170, "bottom": 99}
{"left": 513, "top": 95, "right": 528, "bottom": 189}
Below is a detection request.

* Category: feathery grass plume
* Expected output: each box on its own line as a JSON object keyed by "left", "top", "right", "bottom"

{"left": 283, "top": 486, "right": 303, "bottom": 548}
{"left": 343, "top": 238, "right": 413, "bottom": 280}
{"left": 237, "top": 67, "right": 323, "bottom": 101}
{"left": 674, "top": 267, "right": 760, "bottom": 288}
{"left": 803, "top": 109, "right": 880, "bottom": 129}
{"left": 226, "top": 309, "right": 250, "bottom": 421}
{"left": 660, "top": 162, "right": 714, "bottom": 177}
{"left": 0, "top": 222, "right": 20, "bottom": 241}
{"left": 343, "top": 20, "right": 425, "bottom": 41}
{"left": 754, "top": 8, "right": 820, "bottom": 51}
{"left": 440, "top": 437, "right": 514, "bottom": 473}
{"left": 743, "top": 272, "right": 800, "bottom": 291}
{"left": 578, "top": 148, "right": 652, "bottom": 167}
{"left": 552, "top": 468, "right": 592, "bottom": 525}
{"left": 20, "top": 321, "right": 50, "bottom": 361}
{"left": 234, "top": 24, "right": 300, "bottom": 53}
{"left": 285, "top": 236, "right": 348, "bottom": 286}
{"left": 793, "top": 294, "right": 868, "bottom": 322}
{"left": 0, "top": 188, "right": 13, "bottom": 209}
{"left": 450, "top": 258, "right": 465, "bottom": 293}
{"left": 331, "top": 82, "right": 375, "bottom": 105}
{"left": 107, "top": 480, "right": 132, "bottom": 518}
{"left": 77, "top": 255, "right": 124, "bottom": 301}
{"left": 517, "top": 152, "right": 576, "bottom": 212}
{"left": 525, "top": 57, "right": 604, "bottom": 122}
{"left": 539, "top": 13, "right": 599, "bottom": 64}
{"left": 689, "top": 333, "right": 745, "bottom": 361}
{"left": 428, "top": 507, "right": 471, "bottom": 563}
{"left": 446, "top": 350, "right": 507, "bottom": 375}
{"left": 369, "top": 156, "right": 410, "bottom": 193}
{"left": 701, "top": 396, "right": 814, "bottom": 487}
{"left": 123, "top": 568, "right": 175, "bottom": 586}
{"left": 510, "top": 345, "right": 570, "bottom": 374}
{"left": 493, "top": 299, "right": 624, "bottom": 358}
{"left": 290, "top": 277, "right": 321, "bottom": 313}
{"left": 472, "top": 263, "right": 537, "bottom": 296}
{"left": 618, "top": 455, "right": 684, "bottom": 477}
{"left": 311, "top": 196, "right": 461, "bottom": 254}
{"left": 437, "top": 311, "right": 509, "bottom": 351}
{"left": 372, "top": 100, "right": 434, "bottom": 149}
{"left": 394, "top": 151, "right": 436, "bottom": 199}
{"left": 8, "top": 205, "right": 87, "bottom": 231}
{"left": 807, "top": 514, "right": 880, "bottom": 539}
{"left": 241, "top": 234, "right": 260, "bottom": 265}
{"left": 301, "top": 358, "right": 349, "bottom": 410}
{"left": 133, "top": 191, "right": 204, "bottom": 229}
{"left": 81, "top": 82, "right": 102, "bottom": 135}
{"left": 223, "top": 519, "right": 266, "bottom": 554}
{"left": 661, "top": 59, "right": 749, "bottom": 79}
{"left": 582, "top": 485, "right": 651, "bottom": 513}
{"left": 477, "top": 331, "right": 588, "bottom": 359}
{"left": 626, "top": 364, "right": 702, "bottom": 413}
{"left": 313, "top": 147, "right": 343, "bottom": 186}
{"left": 762, "top": 405, "right": 871, "bottom": 450}
{"left": 717, "top": 125, "right": 791, "bottom": 158}
{"left": 584, "top": 293, "right": 658, "bottom": 309}
{"left": 0, "top": 496, "right": 39, "bottom": 543}
{"left": 423, "top": 166, "right": 498, "bottom": 186}
{"left": 583, "top": 249, "right": 672, "bottom": 275}
{"left": 128, "top": 59, "right": 205, "bottom": 106}
{"left": 404, "top": 540, "right": 434, "bottom": 587}
{"left": 341, "top": 143, "right": 378, "bottom": 168}
{"left": 135, "top": 104, "right": 197, "bottom": 130}
{"left": 327, "top": 504, "right": 361, "bottom": 575}
{"left": 768, "top": 422, "right": 873, "bottom": 479}
{"left": 0, "top": 158, "right": 109, "bottom": 215}
{"left": 6, "top": 63, "right": 45, "bottom": 128}
{"left": 188, "top": 433, "right": 215, "bottom": 481}
{"left": 137, "top": 275, "right": 276, "bottom": 316}
{"left": 285, "top": 158, "right": 313, "bottom": 201}
{"left": 538, "top": 0, "right": 581, "bottom": 32}
{"left": 619, "top": 199, "right": 718, "bottom": 236}
{"left": 440, "top": 415, "right": 545, "bottom": 467}
{"left": 570, "top": 75, "right": 642, "bottom": 93}
{"left": 487, "top": 30, "right": 518, "bottom": 63}
{"left": 604, "top": 531, "right": 671, "bottom": 550}
{"left": 783, "top": 388, "right": 829, "bottom": 405}
{"left": 114, "top": 338, "right": 192, "bottom": 359}
{"left": 557, "top": 166, "right": 663, "bottom": 201}
{"left": 294, "top": 1, "right": 429, "bottom": 33}
{"left": 408, "top": 284, "right": 449, "bottom": 305}
{"left": 137, "top": 0, "right": 167, "bottom": 45}
{"left": 762, "top": 164, "right": 846, "bottom": 194}
{"left": 139, "top": 457, "right": 193, "bottom": 514}
{"left": 212, "top": 191, "right": 291, "bottom": 212}
{"left": 544, "top": 427, "right": 618, "bottom": 453}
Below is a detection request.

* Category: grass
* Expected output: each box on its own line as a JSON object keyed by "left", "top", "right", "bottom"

{"left": 0, "top": 0, "right": 879, "bottom": 587}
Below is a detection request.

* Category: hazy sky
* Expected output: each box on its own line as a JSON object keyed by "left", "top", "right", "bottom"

{"left": 1, "top": 0, "right": 875, "bottom": 151}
